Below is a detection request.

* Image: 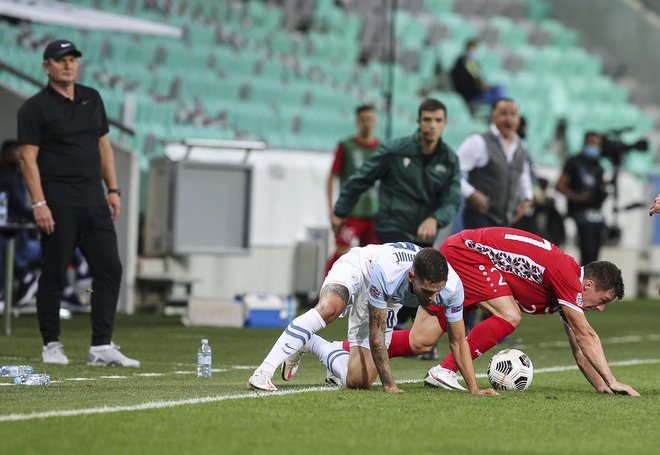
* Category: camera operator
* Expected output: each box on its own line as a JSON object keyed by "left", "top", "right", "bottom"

{"left": 556, "top": 132, "right": 608, "bottom": 265}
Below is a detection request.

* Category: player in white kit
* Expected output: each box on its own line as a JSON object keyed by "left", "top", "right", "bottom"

{"left": 248, "top": 243, "right": 497, "bottom": 395}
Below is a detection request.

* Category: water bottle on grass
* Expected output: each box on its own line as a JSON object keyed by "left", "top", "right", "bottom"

{"left": 15, "top": 373, "right": 51, "bottom": 385}
{"left": 197, "top": 338, "right": 212, "bottom": 378}
{"left": 0, "top": 365, "right": 34, "bottom": 377}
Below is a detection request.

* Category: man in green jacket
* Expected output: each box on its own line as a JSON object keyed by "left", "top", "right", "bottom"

{"left": 332, "top": 98, "right": 461, "bottom": 248}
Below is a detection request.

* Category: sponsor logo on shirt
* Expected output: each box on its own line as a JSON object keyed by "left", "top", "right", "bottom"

{"left": 402, "top": 157, "right": 411, "bottom": 168}
{"left": 434, "top": 164, "right": 446, "bottom": 173}
{"left": 451, "top": 306, "right": 461, "bottom": 313}
{"left": 576, "top": 292, "right": 583, "bottom": 307}
{"left": 369, "top": 285, "right": 381, "bottom": 299}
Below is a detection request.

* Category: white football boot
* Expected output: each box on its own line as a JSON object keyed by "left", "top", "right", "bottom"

{"left": 281, "top": 350, "right": 305, "bottom": 381}
{"left": 424, "top": 365, "right": 467, "bottom": 392}
{"left": 248, "top": 370, "right": 277, "bottom": 391}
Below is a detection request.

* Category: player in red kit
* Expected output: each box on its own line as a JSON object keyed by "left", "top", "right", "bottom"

{"left": 340, "top": 227, "right": 639, "bottom": 396}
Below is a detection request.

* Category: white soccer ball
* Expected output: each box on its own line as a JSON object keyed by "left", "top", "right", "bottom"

{"left": 487, "top": 349, "right": 534, "bottom": 391}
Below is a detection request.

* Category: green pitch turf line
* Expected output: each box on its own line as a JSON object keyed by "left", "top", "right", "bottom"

{"left": 1, "top": 358, "right": 656, "bottom": 422}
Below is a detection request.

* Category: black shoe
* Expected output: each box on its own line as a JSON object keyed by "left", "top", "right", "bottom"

{"left": 419, "top": 346, "right": 439, "bottom": 360}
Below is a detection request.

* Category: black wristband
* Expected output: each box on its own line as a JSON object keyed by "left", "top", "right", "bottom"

{"left": 107, "top": 188, "right": 121, "bottom": 196}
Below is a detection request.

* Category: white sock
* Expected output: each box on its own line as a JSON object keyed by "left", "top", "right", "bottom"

{"left": 307, "top": 335, "right": 349, "bottom": 385}
{"left": 257, "top": 308, "right": 326, "bottom": 376}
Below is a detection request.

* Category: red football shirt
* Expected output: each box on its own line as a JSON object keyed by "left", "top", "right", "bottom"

{"left": 440, "top": 227, "right": 584, "bottom": 315}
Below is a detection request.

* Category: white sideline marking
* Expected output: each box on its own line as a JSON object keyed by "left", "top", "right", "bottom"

{"left": 0, "top": 386, "right": 335, "bottom": 422}
{"left": 0, "top": 358, "right": 656, "bottom": 422}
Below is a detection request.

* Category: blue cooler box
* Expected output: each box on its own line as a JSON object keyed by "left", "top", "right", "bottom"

{"left": 243, "top": 294, "right": 296, "bottom": 328}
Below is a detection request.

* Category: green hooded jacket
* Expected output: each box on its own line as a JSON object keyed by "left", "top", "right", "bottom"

{"left": 334, "top": 131, "right": 461, "bottom": 244}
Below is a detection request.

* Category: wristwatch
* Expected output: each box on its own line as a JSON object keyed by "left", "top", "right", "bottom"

{"left": 107, "top": 188, "right": 121, "bottom": 196}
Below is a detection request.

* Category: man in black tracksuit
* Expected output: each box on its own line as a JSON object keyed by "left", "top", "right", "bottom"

{"left": 16, "top": 39, "right": 139, "bottom": 367}
{"left": 333, "top": 98, "right": 461, "bottom": 248}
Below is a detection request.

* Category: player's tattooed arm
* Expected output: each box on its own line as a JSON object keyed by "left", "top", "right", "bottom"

{"left": 368, "top": 305, "right": 402, "bottom": 393}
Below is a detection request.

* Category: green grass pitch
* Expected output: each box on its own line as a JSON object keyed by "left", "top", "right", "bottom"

{"left": 1, "top": 299, "right": 659, "bottom": 455}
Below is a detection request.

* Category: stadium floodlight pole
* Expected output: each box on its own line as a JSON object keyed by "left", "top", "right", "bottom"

{"left": 384, "top": 0, "right": 398, "bottom": 141}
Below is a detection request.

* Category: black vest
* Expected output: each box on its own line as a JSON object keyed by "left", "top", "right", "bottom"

{"left": 467, "top": 133, "right": 527, "bottom": 225}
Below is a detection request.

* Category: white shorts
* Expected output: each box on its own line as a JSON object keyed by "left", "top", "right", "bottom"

{"left": 322, "top": 249, "right": 400, "bottom": 349}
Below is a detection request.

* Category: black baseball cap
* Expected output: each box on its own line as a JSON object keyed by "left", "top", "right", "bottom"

{"left": 43, "top": 39, "right": 82, "bottom": 61}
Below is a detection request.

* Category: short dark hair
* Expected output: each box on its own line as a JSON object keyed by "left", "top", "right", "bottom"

{"left": 413, "top": 248, "right": 449, "bottom": 283}
{"left": 491, "top": 97, "right": 517, "bottom": 112}
{"left": 584, "top": 261, "right": 625, "bottom": 301}
{"left": 584, "top": 131, "right": 601, "bottom": 143}
{"left": 418, "top": 98, "right": 447, "bottom": 119}
{"left": 355, "top": 104, "right": 375, "bottom": 116}
{"left": 0, "top": 139, "right": 21, "bottom": 177}
{"left": 465, "top": 38, "right": 479, "bottom": 49}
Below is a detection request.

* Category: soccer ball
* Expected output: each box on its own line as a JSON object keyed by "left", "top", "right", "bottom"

{"left": 487, "top": 349, "right": 534, "bottom": 391}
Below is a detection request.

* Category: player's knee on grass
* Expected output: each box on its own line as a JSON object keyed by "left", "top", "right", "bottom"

{"left": 346, "top": 347, "right": 378, "bottom": 389}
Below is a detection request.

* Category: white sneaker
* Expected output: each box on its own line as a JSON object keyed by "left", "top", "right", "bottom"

{"left": 325, "top": 369, "right": 343, "bottom": 387}
{"left": 248, "top": 370, "right": 277, "bottom": 391}
{"left": 424, "top": 365, "right": 467, "bottom": 392}
{"left": 281, "top": 351, "right": 304, "bottom": 381}
{"left": 88, "top": 343, "right": 140, "bottom": 367}
{"left": 42, "top": 341, "right": 69, "bottom": 365}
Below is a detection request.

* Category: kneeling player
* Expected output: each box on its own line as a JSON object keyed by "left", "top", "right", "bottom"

{"left": 248, "top": 244, "right": 496, "bottom": 395}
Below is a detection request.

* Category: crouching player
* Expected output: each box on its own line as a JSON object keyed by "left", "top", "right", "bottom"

{"left": 248, "top": 243, "right": 497, "bottom": 396}
{"left": 379, "top": 227, "right": 639, "bottom": 396}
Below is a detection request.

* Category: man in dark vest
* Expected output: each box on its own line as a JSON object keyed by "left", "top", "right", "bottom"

{"left": 457, "top": 98, "right": 533, "bottom": 230}
{"left": 455, "top": 98, "right": 533, "bottom": 337}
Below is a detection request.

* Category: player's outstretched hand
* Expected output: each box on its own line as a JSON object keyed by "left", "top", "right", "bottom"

{"left": 609, "top": 381, "right": 640, "bottom": 397}
{"left": 383, "top": 385, "right": 405, "bottom": 394}
{"left": 472, "top": 388, "right": 499, "bottom": 396}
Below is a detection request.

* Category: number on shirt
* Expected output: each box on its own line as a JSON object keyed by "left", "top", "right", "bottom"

{"left": 386, "top": 310, "right": 396, "bottom": 329}
{"left": 504, "top": 233, "right": 552, "bottom": 251}
{"left": 390, "top": 242, "right": 418, "bottom": 252}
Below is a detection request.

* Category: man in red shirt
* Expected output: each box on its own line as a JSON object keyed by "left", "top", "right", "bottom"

{"left": 325, "top": 105, "right": 380, "bottom": 274}
{"left": 363, "top": 227, "right": 640, "bottom": 396}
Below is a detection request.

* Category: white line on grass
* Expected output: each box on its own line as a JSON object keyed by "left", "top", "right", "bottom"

{"left": 0, "top": 386, "right": 336, "bottom": 422}
{"left": 1, "top": 358, "right": 656, "bottom": 422}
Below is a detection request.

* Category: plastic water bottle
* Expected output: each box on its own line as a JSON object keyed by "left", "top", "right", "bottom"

{"left": 197, "top": 338, "right": 212, "bottom": 378}
{"left": 0, "top": 191, "right": 8, "bottom": 226}
{"left": 15, "top": 373, "right": 51, "bottom": 385}
{"left": 0, "top": 365, "right": 34, "bottom": 377}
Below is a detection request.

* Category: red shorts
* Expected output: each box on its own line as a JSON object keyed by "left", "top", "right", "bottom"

{"left": 440, "top": 235, "right": 514, "bottom": 306}
{"left": 336, "top": 216, "right": 378, "bottom": 248}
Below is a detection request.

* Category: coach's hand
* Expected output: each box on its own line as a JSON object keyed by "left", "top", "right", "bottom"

{"left": 34, "top": 204, "right": 55, "bottom": 235}
{"left": 417, "top": 217, "right": 438, "bottom": 242}
{"left": 107, "top": 192, "right": 121, "bottom": 221}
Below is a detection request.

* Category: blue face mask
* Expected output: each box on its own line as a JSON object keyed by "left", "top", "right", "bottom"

{"left": 583, "top": 145, "right": 601, "bottom": 159}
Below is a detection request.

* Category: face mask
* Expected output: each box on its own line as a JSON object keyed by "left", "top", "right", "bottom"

{"left": 583, "top": 145, "right": 601, "bottom": 159}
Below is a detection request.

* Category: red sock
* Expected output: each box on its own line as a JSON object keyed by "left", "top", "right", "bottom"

{"left": 341, "top": 329, "right": 414, "bottom": 358}
{"left": 440, "top": 315, "right": 516, "bottom": 372}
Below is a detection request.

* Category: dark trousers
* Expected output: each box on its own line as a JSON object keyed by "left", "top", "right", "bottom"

{"left": 37, "top": 204, "right": 122, "bottom": 346}
{"left": 463, "top": 208, "right": 502, "bottom": 230}
{"left": 575, "top": 221, "right": 603, "bottom": 266}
